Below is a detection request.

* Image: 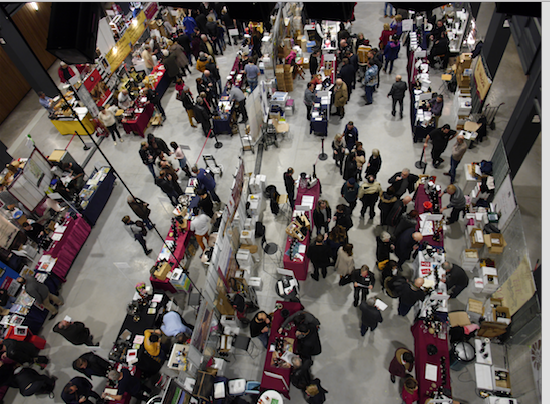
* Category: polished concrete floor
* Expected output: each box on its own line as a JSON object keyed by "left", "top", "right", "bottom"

{"left": 0, "top": 2, "right": 540, "bottom": 404}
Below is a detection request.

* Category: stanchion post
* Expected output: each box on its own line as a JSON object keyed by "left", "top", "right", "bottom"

{"left": 415, "top": 144, "right": 427, "bottom": 172}
{"left": 318, "top": 138, "right": 328, "bottom": 161}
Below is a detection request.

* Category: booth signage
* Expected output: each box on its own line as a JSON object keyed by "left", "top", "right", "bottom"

{"left": 105, "top": 10, "right": 147, "bottom": 70}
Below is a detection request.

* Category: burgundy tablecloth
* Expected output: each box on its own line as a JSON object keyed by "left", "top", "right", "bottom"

{"left": 122, "top": 103, "right": 154, "bottom": 137}
{"left": 411, "top": 319, "right": 451, "bottom": 404}
{"left": 414, "top": 184, "right": 444, "bottom": 248}
{"left": 40, "top": 216, "right": 91, "bottom": 282}
{"left": 282, "top": 181, "right": 321, "bottom": 281}
{"left": 149, "top": 227, "right": 191, "bottom": 293}
{"left": 260, "top": 301, "right": 304, "bottom": 398}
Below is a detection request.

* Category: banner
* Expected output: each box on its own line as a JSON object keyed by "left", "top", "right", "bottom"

{"left": 474, "top": 57, "right": 492, "bottom": 101}
{"left": 83, "top": 69, "right": 111, "bottom": 107}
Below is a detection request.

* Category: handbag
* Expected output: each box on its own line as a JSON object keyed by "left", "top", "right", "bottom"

{"left": 176, "top": 90, "right": 183, "bottom": 101}
{"left": 339, "top": 273, "right": 353, "bottom": 286}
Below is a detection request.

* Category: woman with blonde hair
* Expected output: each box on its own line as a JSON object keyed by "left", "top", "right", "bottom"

{"left": 312, "top": 200, "right": 332, "bottom": 235}
{"left": 305, "top": 378, "right": 328, "bottom": 404}
{"left": 379, "top": 23, "right": 396, "bottom": 50}
{"left": 335, "top": 243, "right": 355, "bottom": 278}
{"left": 365, "top": 148, "right": 382, "bottom": 177}
{"left": 390, "top": 14, "right": 403, "bottom": 37}
{"left": 332, "top": 133, "right": 346, "bottom": 174}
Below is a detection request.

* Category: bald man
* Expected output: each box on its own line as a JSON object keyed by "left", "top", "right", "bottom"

{"left": 387, "top": 74, "right": 408, "bottom": 118}
{"left": 397, "top": 277, "right": 426, "bottom": 316}
{"left": 395, "top": 229, "right": 423, "bottom": 267}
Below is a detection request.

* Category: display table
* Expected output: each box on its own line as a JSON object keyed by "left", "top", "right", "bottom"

{"left": 414, "top": 184, "right": 444, "bottom": 248}
{"left": 121, "top": 102, "right": 154, "bottom": 137}
{"left": 37, "top": 216, "right": 92, "bottom": 282}
{"left": 411, "top": 319, "right": 452, "bottom": 404}
{"left": 79, "top": 167, "right": 116, "bottom": 226}
{"left": 149, "top": 64, "right": 171, "bottom": 99}
{"left": 283, "top": 180, "right": 321, "bottom": 281}
{"left": 310, "top": 91, "right": 331, "bottom": 136}
{"left": 258, "top": 390, "right": 284, "bottom": 404}
{"left": 260, "top": 301, "right": 304, "bottom": 398}
{"left": 149, "top": 226, "right": 192, "bottom": 293}
{"left": 50, "top": 112, "right": 97, "bottom": 136}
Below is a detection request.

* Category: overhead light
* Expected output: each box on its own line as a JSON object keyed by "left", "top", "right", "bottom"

{"left": 133, "top": 19, "right": 138, "bottom": 26}
{"left": 113, "top": 46, "right": 117, "bottom": 54}
{"left": 30, "top": 2, "right": 38, "bottom": 11}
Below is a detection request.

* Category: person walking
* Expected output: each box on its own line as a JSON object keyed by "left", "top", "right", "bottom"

{"left": 388, "top": 347, "right": 415, "bottom": 383}
{"left": 363, "top": 59, "right": 379, "bottom": 105}
{"left": 383, "top": 34, "right": 401, "bottom": 74}
{"left": 304, "top": 82, "right": 316, "bottom": 121}
{"left": 358, "top": 175, "right": 382, "bottom": 219}
{"left": 179, "top": 87, "right": 198, "bottom": 128}
{"left": 307, "top": 234, "right": 332, "bottom": 281}
{"left": 351, "top": 265, "right": 375, "bottom": 307}
{"left": 444, "top": 134, "right": 468, "bottom": 184}
{"left": 98, "top": 106, "right": 122, "bottom": 145}
{"left": 284, "top": 167, "right": 296, "bottom": 209}
{"left": 127, "top": 196, "right": 154, "bottom": 230}
{"left": 16, "top": 276, "right": 63, "bottom": 320}
{"left": 139, "top": 142, "right": 157, "bottom": 180}
{"left": 341, "top": 178, "right": 359, "bottom": 214}
{"left": 170, "top": 142, "right": 193, "bottom": 178}
{"left": 359, "top": 297, "right": 383, "bottom": 336}
{"left": 53, "top": 319, "right": 99, "bottom": 346}
{"left": 122, "top": 216, "right": 152, "bottom": 255}
{"left": 387, "top": 74, "right": 408, "bottom": 118}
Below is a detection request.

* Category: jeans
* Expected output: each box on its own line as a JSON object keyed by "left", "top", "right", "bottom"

{"left": 257, "top": 332, "right": 269, "bottom": 348}
{"left": 384, "top": 2, "right": 395, "bottom": 15}
{"left": 365, "top": 86, "right": 374, "bottom": 104}
{"left": 392, "top": 97, "right": 404, "bottom": 116}
{"left": 146, "top": 163, "right": 156, "bottom": 179}
{"left": 306, "top": 104, "right": 312, "bottom": 120}
{"left": 360, "top": 193, "right": 379, "bottom": 218}
{"left": 107, "top": 124, "right": 121, "bottom": 141}
{"left": 384, "top": 58, "right": 395, "bottom": 73}
{"left": 449, "top": 156, "right": 459, "bottom": 183}
{"left": 178, "top": 157, "right": 192, "bottom": 177}
{"left": 134, "top": 233, "right": 149, "bottom": 254}
{"left": 143, "top": 217, "right": 154, "bottom": 230}
{"left": 248, "top": 79, "right": 258, "bottom": 92}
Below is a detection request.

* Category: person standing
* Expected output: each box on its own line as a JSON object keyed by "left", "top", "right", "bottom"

{"left": 428, "top": 94, "right": 445, "bottom": 127}
{"left": 359, "top": 297, "right": 383, "bottom": 336}
{"left": 193, "top": 97, "right": 212, "bottom": 137}
{"left": 309, "top": 50, "right": 320, "bottom": 77}
{"left": 118, "top": 89, "right": 132, "bottom": 110}
{"left": 295, "top": 323, "right": 322, "bottom": 360}
{"left": 387, "top": 74, "right": 408, "bottom": 118}
{"left": 143, "top": 84, "right": 166, "bottom": 120}
{"left": 244, "top": 59, "right": 260, "bottom": 91}
{"left": 127, "top": 196, "right": 154, "bottom": 230}
{"left": 61, "top": 376, "right": 101, "bottom": 404}
{"left": 395, "top": 229, "right": 423, "bottom": 268}
{"left": 351, "top": 265, "right": 375, "bottom": 307}
{"left": 333, "top": 204, "right": 353, "bottom": 231}
{"left": 396, "top": 278, "right": 426, "bottom": 316}
{"left": 11, "top": 367, "right": 56, "bottom": 398}
{"left": 312, "top": 200, "right": 332, "bottom": 235}
{"left": 383, "top": 34, "right": 401, "bottom": 74}
{"left": 16, "top": 276, "right": 63, "bottom": 320}
{"left": 332, "top": 134, "right": 346, "bottom": 175}
{"left": 170, "top": 142, "right": 193, "bottom": 178}
{"left": 122, "top": 215, "right": 152, "bottom": 255}
{"left": 249, "top": 311, "right": 271, "bottom": 348}
{"left": 342, "top": 153, "right": 358, "bottom": 182}
{"left": 365, "top": 149, "right": 382, "bottom": 178}
{"left": 189, "top": 207, "right": 210, "bottom": 252}
{"left": 180, "top": 87, "right": 198, "bottom": 128}
{"left": 304, "top": 82, "right": 316, "bottom": 121}
{"left": 444, "top": 134, "right": 468, "bottom": 184}
{"left": 103, "top": 369, "right": 151, "bottom": 403}
{"left": 197, "top": 188, "right": 215, "bottom": 218}
{"left": 192, "top": 166, "right": 221, "bottom": 202}
{"left": 228, "top": 82, "right": 248, "bottom": 123}
{"left": 335, "top": 244, "right": 355, "bottom": 279}
{"left": 53, "top": 319, "right": 99, "bottom": 346}
{"left": 72, "top": 352, "right": 110, "bottom": 379}
{"left": 37, "top": 92, "right": 54, "bottom": 114}
{"left": 339, "top": 58, "right": 355, "bottom": 97}
{"left": 307, "top": 234, "right": 332, "bottom": 281}
{"left": 388, "top": 168, "right": 420, "bottom": 198}
{"left": 388, "top": 347, "right": 415, "bottom": 383}
{"left": 98, "top": 106, "right": 122, "bottom": 145}
{"left": 139, "top": 142, "right": 157, "bottom": 180}
{"left": 341, "top": 178, "right": 359, "bottom": 215}
{"left": 442, "top": 261, "right": 469, "bottom": 298}
{"left": 333, "top": 78, "right": 348, "bottom": 118}
{"left": 358, "top": 175, "right": 382, "bottom": 219}
{"left": 364, "top": 59, "right": 379, "bottom": 105}
{"left": 424, "top": 124, "right": 457, "bottom": 168}
{"left": 442, "top": 184, "right": 466, "bottom": 224}
{"left": 141, "top": 45, "right": 155, "bottom": 75}
{"left": 284, "top": 168, "right": 296, "bottom": 209}
{"left": 342, "top": 121, "right": 359, "bottom": 152}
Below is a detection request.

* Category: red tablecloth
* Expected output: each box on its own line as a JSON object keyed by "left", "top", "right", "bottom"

{"left": 411, "top": 319, "right": 451, "bottom": 404}
{"left": 260, "top": 301, "right": 304, "bottom": 398}
{"left": 283, "top": 181, "right": 321, "bottom": 281}
{"left": 122, "top": 103, "right": 154, "bottom": 138}
{"left": 39, "top": 216, "right": 91, "bottom": 282}
{"left": 149, "top": 227, "right": 191, "bottom": 293}
{"left": 414, "top": 184, "right": 444, "bottom": 248}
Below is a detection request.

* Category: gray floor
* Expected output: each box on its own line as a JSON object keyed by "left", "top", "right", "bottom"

{"left": 0, "top": 2, "right": 540, "bottom": 404}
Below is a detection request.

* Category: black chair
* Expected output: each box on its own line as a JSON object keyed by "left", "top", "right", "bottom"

{"left": 232, "top": 335, "right": 260, "bottom": 359}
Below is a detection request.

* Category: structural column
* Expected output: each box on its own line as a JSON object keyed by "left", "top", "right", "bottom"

{"left": 0, "top": 5, "right": 58, "bottom": 97}
{"left": 481, "top": 10, "right": 510, "bottom": 78}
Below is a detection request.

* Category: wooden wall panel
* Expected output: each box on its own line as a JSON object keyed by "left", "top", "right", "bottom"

{"left": 0, "top": 48, "right": 31, "bottom": 124}
{"left": 12, "top": 2, "right": 57, "bottom": 69}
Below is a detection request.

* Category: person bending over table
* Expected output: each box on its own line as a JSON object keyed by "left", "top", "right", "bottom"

{"left": 161, "top": 311, "right": 194, "bottom": 343}
{"left": 388, "top": 347, "right": 415, "bottom": 383}
{"left": 103, "top": 369, "right": 151, "bottom": 402}
{"left": 17, "top": 276, "right": 63, "bottom": 320}
{"left": 441, "top": 184, "right": 466, "bottom": 224}
{"left": 441, "top": 261, "right": 469, "bottom": 298}
{"left": 295, "top": 323, "right": 322, "bottom": 360}
{"left": 250, "top": 311, "right": 271, "bottom": 348}
{"left": 287, "top": 356, "right": 313, "bottom": 390}
{"left": 278, "top": 310, "right": 320, "bottom": 334}
{"left": 73, "top": 352, "right": 111, "bottom": 379}
{"left": 53, "top": 319, "right": 99, "bottom": 346}
{"left": 61, "top": 376, "right": 100, "bottom": 404}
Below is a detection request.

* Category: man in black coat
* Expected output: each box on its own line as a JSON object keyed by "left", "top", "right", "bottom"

{"left": 442, "top": 261, "right": 469, "bottom": 298}
{"left": 359, "top": 297, "right": 383, "bottom": 336}
{"left": 10, "top": 367, "right": 56, "bottom": 398}
{"left": 53, "top": 319, "right": 98, "bottom": 346}
{"left": 296, "top": 323, "right": 322, "bottom": 359}
{"left": 424, "top": 124, "right": 457, "bottom": 168}
{"left": 289, "top": 356, "right": 313, "bottom": 390}
{"left": 388, "top": 168, "right": 420, "bottom": 197}
{"left": 193, "top": 97, "right": 212, "bottom": 137}
{"left": 395, "top": 229, "right": 423, "bottom": 268}
{"left": 333, "top": 204, "right": 353, "bottom": 231}
{"left": 283, "top": 168, "right": 295, "bottom": 208}
{"left": 61, "top": 376, "right": 100, "bottom": 404}
{"left": 387, "top": 75, "right": 408, "bottom": 118}
{"left": 396, "top": 278, "right": 426, "bottom": 316}
{"left": 176, "top": 30, "right": 192, "bottom": 62}
{"left": 351, "top": 265, "right": 375, "bottom": 307}
{"left": 338, "top": 58, "right": 356, "bottom": 96}
{"left": 306, "top": 234, "right": 332, "bottom": 281}
{"left": 73, "top": 352, "right": 111, "bottom": 379}
{"left": 2, "top": 338, "right": 49, "bottom": 367}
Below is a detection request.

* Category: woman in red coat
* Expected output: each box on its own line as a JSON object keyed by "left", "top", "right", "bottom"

{"left": 379, "top": 23, "right": 396, "bottom": 50}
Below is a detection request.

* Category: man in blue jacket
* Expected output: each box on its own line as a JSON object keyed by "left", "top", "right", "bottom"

{"left": 192, "top": 166, "right": 220, "bottom": 202}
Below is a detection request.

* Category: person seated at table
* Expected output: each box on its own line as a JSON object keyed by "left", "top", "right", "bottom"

{"left": 73, "top": 352, "right": 111, "bottom": 379}
{"left": 288, "top": 356, "right": 313, "bottom": 390}
{"left": 61, "top": 162, "right": 85, "bottom": 191}
{"left": 160, "top": 311, "right": 194, "bottom": 343}
{"left": 295, "top": 323, "right": 322, "bottom": 360}
{"left": 305, "top": 378, "right": 329, "bottom": 404}
{"left": 61, "top": 376, "right": 100, "bottom": 404}
{"left": 16, "top": 275, "right": 63, "bottom": 320}
{"left": 278, "top": 310, "right": 320, "bottom": 334}
{"left": 388, "top": 347, "right": 414, "bottom": 383}
{"left": 250, "top": 311, "right": 271, "bottom": 348}
{"left": 103, "top": 369, "right": 151, "bottom": 402}
{"left": 53, "top": 319, "right": 99, "bottom": 346}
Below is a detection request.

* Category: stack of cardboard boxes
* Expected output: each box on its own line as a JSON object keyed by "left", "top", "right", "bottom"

{"left": 453, "top": 53, "right": 472, "bottom": 89}
{"left": 453, "top": 53, "right": 473, "bottom": 130}
{"left": 275, "top": 64, "right": 294, "bottom": 92}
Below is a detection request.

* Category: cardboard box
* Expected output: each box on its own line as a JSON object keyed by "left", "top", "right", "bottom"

{"left": 468, "top": 298, "right": 484, "bottom": 315}
{"left": 477, "top": 321, "right": 508, "bottom": 338}
{"left": 483, "top": 233, "right": 507, "bottom": 254}
{"left": 493, "top": 367, "right": 512, "bottom": 391}
{"left": 154, "top": 261, "right": 172, "bottom": 281}
{"left": 492, "top": 306, "right": 511, "bottom": 324}
{"left": 470, "top": 228, "right": 485, "bottom": 248}
{"left": 449, "top": 311, "right": 471, "bottom": 327}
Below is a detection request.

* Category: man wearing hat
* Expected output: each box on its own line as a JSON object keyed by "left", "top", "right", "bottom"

{"left": 341, "top": 178, "right": 359, "bottom": 215}
{"left": 388, "top": 347, "right": 414, "bottom": 383}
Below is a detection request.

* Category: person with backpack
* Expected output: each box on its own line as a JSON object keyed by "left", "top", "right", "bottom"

{"left": 122, "top": 215, "right": 152, "bottom": 255}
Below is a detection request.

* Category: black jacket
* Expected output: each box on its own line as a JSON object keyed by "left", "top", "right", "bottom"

{"left": 312, "top": 206, "right": 332, "bottom": 229}
{"left": 249, "top": 311, "right": 271, "bottom": 338}
{"left": 155, "top": 177, "right": 176, "bottom": 194}
{"left": 297, "top": 325, "right": 322, "bottom": 358}
{"left": 193, "top": 104, "right": 211, "bottom": 125}
{"left": 139, "top": 146, "right": 155, "bottom": 165}
{"left": 342, "top": 156, "right": 357, "bottom": 181}
{"left": 359, "top": 302, "right": 383, "bottom": 329}
{"left": 3, "top": 338, "right": 39, "bottom": 364}
{"left": 339, "top": 64, "right": 356, "bottom": 87}
{"left": 446, "top": 264, "right": 469, "bottom": 292}
{"left": 397, "top": 283, "right": 426, "bottom": 306}
{"left": 284, "top": 172, "right": 295, "bottom": 195}
{"left": 61, "top": 377, "right": 94, "bottom": 404}
{"left": 388, "top": 172, "right": 419, "bottom": 196}
{"left": 53, "top": 321, "right": 91, "bottom": 345}
{"left": 290, "top": 358, "right": 313, "bottom": 390}
{"left": 334, "top": 207, "right": 353, "bottom": 231}
{"left": 395, "top": 227, "right": 418, "bottom": 262}
{"left": 388, "top": 81, "right": 408, "bottom": 100}
{"left": 306, "top": 242, "right": 332, "bottom": 267}
{"left": 205, "top": 62, "right": 220, "bottom": 80}
{"left": 306, "top": 378, "right": 328, "bottom": 404}
{"left": 181, "top": 92, "right": 195, "bottom": 111}
{"left": 350, "top": 268, "right": 375, "bottom": 289}
{"left": 177, "top": 34, "right": 191, "bottom": 53}
{"left": 376, "top": 236, "right": 393, "bottom": 262}
{"left": 72, "top": 352, "right": 110, "bottom": 379}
